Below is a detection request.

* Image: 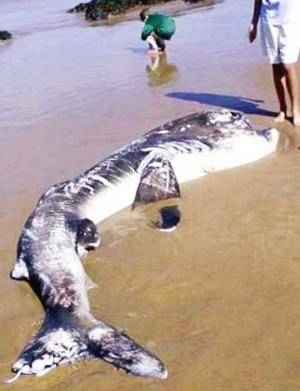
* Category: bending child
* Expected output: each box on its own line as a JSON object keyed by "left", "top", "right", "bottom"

{"left": 140, "top": 8, "right": 176, "bottom": 54}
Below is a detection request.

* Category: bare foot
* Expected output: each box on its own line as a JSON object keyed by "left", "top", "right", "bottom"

{"left": 293, "top": 113, "right": 300, "bottom": 127}
{"left": 274, "top": 111, "right": 287, "bottom": 123}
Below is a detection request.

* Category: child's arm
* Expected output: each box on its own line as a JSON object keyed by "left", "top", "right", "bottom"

{"left": 249, "top": 0, "right": 262, "bottom": 43}
{"left": 141, "top": 23, "right": 154, "bottom": 41}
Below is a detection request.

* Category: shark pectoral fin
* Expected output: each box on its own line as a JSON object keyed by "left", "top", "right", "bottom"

{"left": 88, "top": 326, "right": 168, "bottom": 379}
{"left": 133, "top": 155, "right": 180, "bottom": 208}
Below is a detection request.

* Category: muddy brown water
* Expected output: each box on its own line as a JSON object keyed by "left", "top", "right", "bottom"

{"left": 1, "top": 0, "right": 300, "bottom": 390}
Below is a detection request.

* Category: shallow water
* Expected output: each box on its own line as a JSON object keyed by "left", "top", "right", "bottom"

{"left": 1, "top": 0, "right": 300, "bottom": 390}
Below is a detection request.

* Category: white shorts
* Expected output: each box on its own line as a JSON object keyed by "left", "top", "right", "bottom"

{"left": 260, "top": 21, "right": 300, "bottom": 64}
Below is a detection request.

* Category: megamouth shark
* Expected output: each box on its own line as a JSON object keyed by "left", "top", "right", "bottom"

{"left": 8, "top": 110, "right": 278, "bottom": 382}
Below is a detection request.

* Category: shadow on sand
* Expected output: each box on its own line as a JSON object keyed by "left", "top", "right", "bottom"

{"left": 166, "top": 92, "right": 277, "bottom": 117}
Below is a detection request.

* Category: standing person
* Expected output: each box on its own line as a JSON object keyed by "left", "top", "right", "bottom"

{"left": 140, "top": 8, "right": 176, "bottom": 53}
{"left": 249, "top": 0, "right": 300, "bottom": 126}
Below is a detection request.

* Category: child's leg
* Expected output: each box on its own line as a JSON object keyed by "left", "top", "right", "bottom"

{"left": 154, "top": 35, "right": 166, "bottom": 52}
{"left": 272, "top": 63, "right": 288, "bottom": 121}
{"left": 146, "top": 34, "right": 159, "bottom": 52}
{"left": 283, "top": 63, "right": 300, "bottom": 126}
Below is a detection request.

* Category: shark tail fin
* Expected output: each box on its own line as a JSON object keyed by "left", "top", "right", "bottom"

{"left": 88, "top": 325, "right": 168, "bottom": 379}
{"left": 7, "top": 311, "right": 90, "bottom": 383}
{"left": 8, "top": 311, "right": 167, "bottom": 382}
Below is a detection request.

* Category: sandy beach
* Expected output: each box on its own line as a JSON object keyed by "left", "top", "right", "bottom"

{"left": 1, "top": 0, "right": 300, "bottom": 390}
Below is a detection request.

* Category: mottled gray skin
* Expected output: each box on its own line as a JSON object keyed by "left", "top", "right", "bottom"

{"left": 10, "top": 187, "right": 166, "bottom": 380}
{"left": 9, "top": 110, "right": 277, "bottom": 382}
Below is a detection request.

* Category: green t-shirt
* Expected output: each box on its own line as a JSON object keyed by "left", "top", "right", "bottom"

{"left": 141, "top": 14, "right": 176, "bottom": 40}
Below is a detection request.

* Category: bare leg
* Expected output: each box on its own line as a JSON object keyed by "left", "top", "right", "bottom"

{"left": 272, "top": 63, "right": 288, "bottom": 122}
{"left": 283, "top": 62, "right": 300, "bottom": 126}
{"left": 146, "top": 34, "right": 159, "bottom": 53}
{"left": 153, "top": 34, "right": 166, "bottom": 52}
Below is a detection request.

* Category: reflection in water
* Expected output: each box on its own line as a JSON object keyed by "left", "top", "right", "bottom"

{"left": 146, "top": 52, "right": 178, "bottom": 87}
{"left": 0, "top": 38, "right": 13, "bottom": 52}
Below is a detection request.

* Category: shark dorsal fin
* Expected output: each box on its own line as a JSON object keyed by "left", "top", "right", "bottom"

{"left": 133, "top": 155, "right": 180, "bottom": 208}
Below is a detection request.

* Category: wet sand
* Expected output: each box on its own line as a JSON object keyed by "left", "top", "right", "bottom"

{"left": 1, "top": 0, "right": 300, "bottom": 390}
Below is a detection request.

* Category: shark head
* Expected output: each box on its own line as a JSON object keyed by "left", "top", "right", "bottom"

{"left": 205, "top": 110, "right": 279, "bottom": 146}
{"left": 195, "top": 110, "right": 279, "bottom": 172}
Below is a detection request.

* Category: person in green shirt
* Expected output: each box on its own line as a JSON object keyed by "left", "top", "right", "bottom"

{"left": 140, "top": 8, "right": 176, "bottom": 53}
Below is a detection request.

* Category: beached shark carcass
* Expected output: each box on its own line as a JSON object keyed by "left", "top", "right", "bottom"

{"left": 9, "top": 110, "right": 278, "bottom": 382}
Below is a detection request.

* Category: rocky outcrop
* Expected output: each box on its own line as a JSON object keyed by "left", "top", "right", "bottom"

{"left": 68, "top": 0, "right": 175, "bottom": 21}
{"left": 68, "top": 0, "right": 208, "bottom": 21}
{"left": 0, "top": 31, "right": 12, "bottom": 40}
{"left": 68, "top": 0, "right": 111, "bottom": 21}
